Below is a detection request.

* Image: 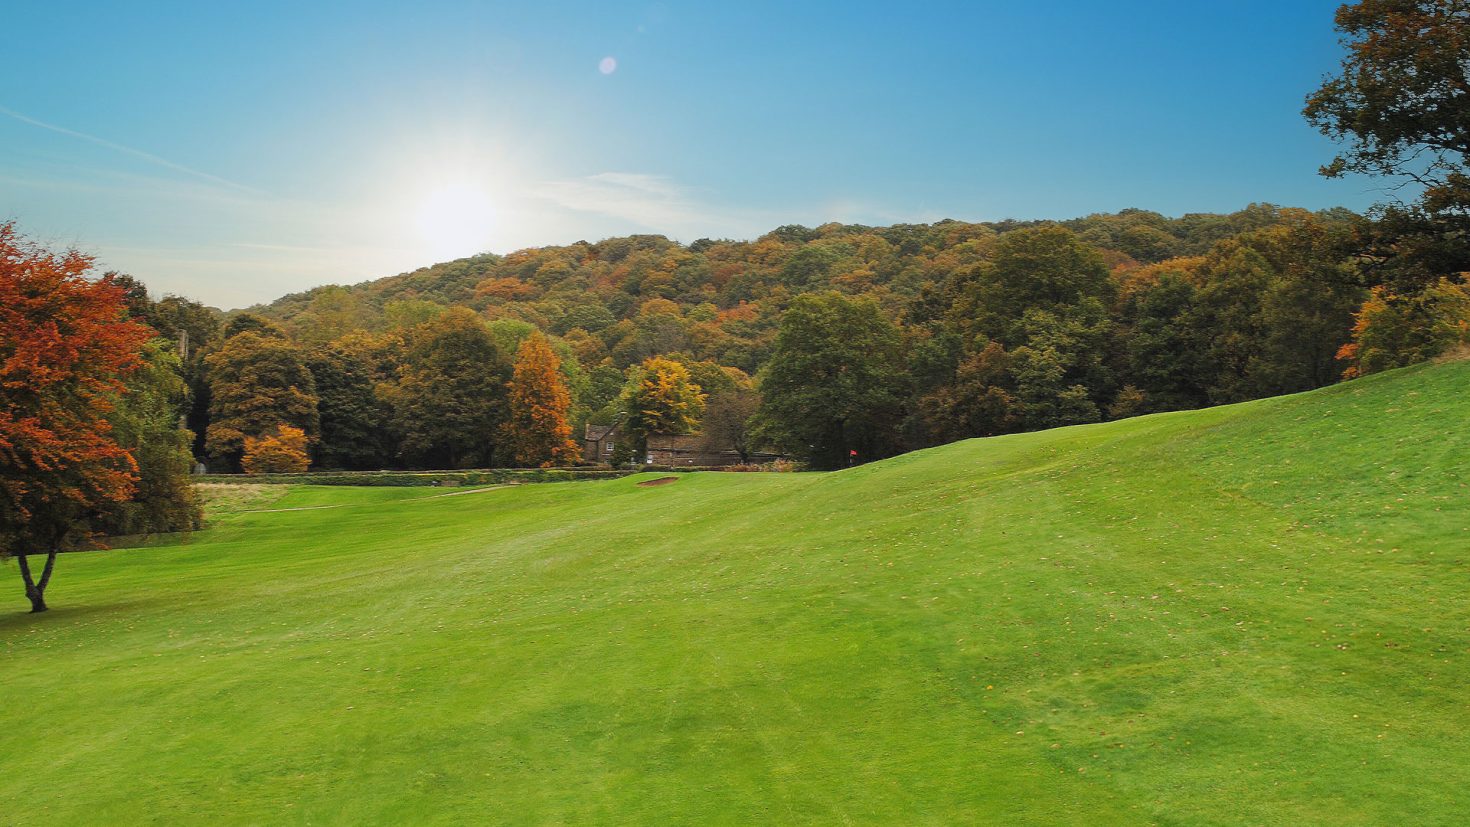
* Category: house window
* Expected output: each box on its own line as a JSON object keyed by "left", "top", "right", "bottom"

{"left": 605, "top": 441, "right": 614, "bottom": 452}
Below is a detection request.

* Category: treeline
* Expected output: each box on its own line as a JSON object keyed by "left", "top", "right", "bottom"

{"left": 116, "top": 204, "right": 1467, "bottom": 473}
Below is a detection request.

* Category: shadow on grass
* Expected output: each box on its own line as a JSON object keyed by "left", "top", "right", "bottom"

{"left": 0, "top": 599, "right": 159, "bottom": 631}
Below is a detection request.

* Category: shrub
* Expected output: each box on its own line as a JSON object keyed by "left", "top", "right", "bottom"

{"left": 242, "top": 425, "right": 311, "bottom": 474}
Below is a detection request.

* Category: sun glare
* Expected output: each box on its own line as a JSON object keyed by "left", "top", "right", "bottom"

{"left": 414, "top": 182, "right": 496, "bottom": 262}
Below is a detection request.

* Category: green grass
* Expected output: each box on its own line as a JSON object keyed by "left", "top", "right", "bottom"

{"left": 4, "top": 361, "right": 1469, "bottom": 825}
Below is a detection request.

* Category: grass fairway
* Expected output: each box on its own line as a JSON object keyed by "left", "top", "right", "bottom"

{"left": 3, "top": 362, "right": 1468, "bottom": 824}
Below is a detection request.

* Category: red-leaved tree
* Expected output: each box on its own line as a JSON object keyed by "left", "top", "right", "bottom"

{"left": 0, "top": 223, "right": 151, "bottom": 612}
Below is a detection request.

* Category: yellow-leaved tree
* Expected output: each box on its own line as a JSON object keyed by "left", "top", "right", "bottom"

{"left": 620, "top": 357, "right": 705, "bottom": 459}
{"left": 241, "top": 425, "right": 310, "bottom": 474}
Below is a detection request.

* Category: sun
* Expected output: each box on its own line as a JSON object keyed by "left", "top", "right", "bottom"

{"left": 414, "top": 182, "right": 496, "bottom": 261}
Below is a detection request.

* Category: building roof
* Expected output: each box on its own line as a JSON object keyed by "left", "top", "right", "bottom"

{"left": 584, "top": 421, "right": 621, "bottom": 442}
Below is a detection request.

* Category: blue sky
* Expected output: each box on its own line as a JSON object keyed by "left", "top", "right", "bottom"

{"left": 1, "top": 1, "right": 1377, "bottom": 307}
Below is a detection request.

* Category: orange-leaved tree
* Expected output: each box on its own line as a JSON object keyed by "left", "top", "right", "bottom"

{"left": 241, "top": 424, "right": 311, "bottom": 474}
{"left": 502, "top": 332, "right": 579, "bottom": 467}
{"left": 0, "top": 223, "right": 152, "bottom": 612}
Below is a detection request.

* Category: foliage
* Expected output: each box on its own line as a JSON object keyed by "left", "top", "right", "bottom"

{"left": 1304, "top": 0, "right": 1470, "bottom": 225}
{"left": 912, "top": 340, "right": 1016, "bottom": 443}
{"left": 306, "top": 345, "right": 385, "bottom": 470}
{"left": 241, "top": 424, "right": 311, "bottom": 474}
{"left": 0, "top": 223, "right": 151, "bottom": 611}
{"left": 204, "top": 331, "right": 320, "bottom": 471}
{"left": 1305, "top": 1, "right": 1470, "bottom": 295}
{"left": 149, "top": 202, "right": 1461, "bottom": 470}
{"left": 622, "top": 357, "right": 706, "bottom": 446}
{"left": 222, "top": 312, "right": 285, "bottom": 340}
{"left": 1337, "top": 278, "right": 1470, "bottom": 376}
{"left": 502, "top": 331, "right": 580, "bottom": 467}
{"left": 98, "top": 341, "right": 203, "bottom": 537}
{"left": 699, "top": 387, "right": 762, "bottom": 462}
{"left": 955, "top": 224, "right": 1114, "bottom": 343}
{"left": 385, "top": 308, "right": 510, "bottom": 468}
{"left": 757, "top": 292, "right": 907, "bottom": 468}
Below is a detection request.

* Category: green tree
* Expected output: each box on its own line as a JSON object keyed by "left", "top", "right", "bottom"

{"left": 1305, "top": 1, "right": 1470, "bottom": 305}
{"left": 1247, "top": 216, "right": 1366, "bottom": 391}
{"left": 307, "top": 345, "right": 385, "bottom": 470}
{"left": 1188, "top": 242, "right": 1276, "bottom": 403}
{"left": 1305, "top": 0, "right": 1470, "bottom": 229}
{"left": 757, "top": 292, "right": 907, "bottom": 469}
{"left": 957, "top": 224, "right": 1115, "bottom": 343}
{"left": 912, "top": 340, "right": 1016, "bottom": 444}
{"left": 699, "top": 387, "right": 762, "bottom": 463}
{"left": 387, "top": 308, "right": 510, "bottom": 468}
{"left": 1009, "top": 345, "right": 1100, "bottom": 430}
{"left": 1123, "top": 273, "right": 1210, "bottom": 411}
{"left": 288, "top": 286, "right": 370, "bottom": 346}
{"left": 222, "top": 312, "right": 285, "bottom": 340}
{"left": 147, "top": 294, "right": 221, "bottom": 355}
{"left": 98, "top": 341, "right": 203, "bottom": 537}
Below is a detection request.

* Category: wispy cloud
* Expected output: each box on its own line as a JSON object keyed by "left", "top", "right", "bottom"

{"left": 0, "top": 103, "right": 260, "bottom": 195}
{"left": 533, "top": 172, "right": 772, "bottom": 239}
{"left": 535, "top": 172, "right": 701, "bottom": 229}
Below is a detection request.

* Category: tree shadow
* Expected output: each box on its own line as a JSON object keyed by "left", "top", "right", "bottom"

{"left": 0, "top": 599, "right": 158, "bottom": 631}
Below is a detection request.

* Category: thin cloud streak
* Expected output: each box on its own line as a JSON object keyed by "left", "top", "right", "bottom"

{"left": 0, "top": 103, "right": 260, "bottom": 195}
{"left": 533, "top": 172, "right": 775, "bottom": 240}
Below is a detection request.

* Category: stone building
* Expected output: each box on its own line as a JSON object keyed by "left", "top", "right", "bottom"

{"left": 583, "top": 421, "right": 781, "bottom": 468}
{"left": 584, "top": 421, "right": 621, "bottom": 464}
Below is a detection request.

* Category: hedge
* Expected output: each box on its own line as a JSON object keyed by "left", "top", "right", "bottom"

{"left": 195, "top": 468, "right": 635, "bottom": 487}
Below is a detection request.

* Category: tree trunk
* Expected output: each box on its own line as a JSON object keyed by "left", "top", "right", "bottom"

{"left": 15, "top": 548, "right": 57, "bottom": 613}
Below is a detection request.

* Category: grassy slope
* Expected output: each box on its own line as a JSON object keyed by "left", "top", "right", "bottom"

{"left": 2, "top": 361, "right": 1467, "bottom": 825}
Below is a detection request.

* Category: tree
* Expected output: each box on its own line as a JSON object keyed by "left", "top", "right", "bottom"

{"left": 1122, "top": 272, "right": 1211, "bottom": 411}
{"left": 306, "top": 345, "right": 385, "bottom": 470}
{"left": 1304, "top": 1, "right": 1470, "bottom": 368}
{"left": 621, "top": 357, "right": 705, "bottom": 452}
{"left": 1009, "top": 345, "right": 1100, "bottom": 430}
{"left": 912, "top": 340, "right": 1017, "bottom": 444}
{"left": 204, "top": 332, "right": 319, "bottom": 471}
{"left": 1337, "top": 278, "right": 1470, "bottom": 375}
{"left": 242, "top": 425, "right": 311, "bottom": 474}
{"left": 386, "top": 308, "right": 510, "bottom": 468}
{"left": 0, "top": 224, "right": 152, "bottom": 612}
{"left": 502, "top": 331, "right": 580, "bottom": 467}
{"left": 757, "top": 292, "right": 907, "bottom": 469}
{"left": 700, "top": 387, "right": 762, "bottom": 462}
{"left": 97, "top": 341, "right": 203, "bottom": 538}
{"left": 955, "top": 224, "right": 1115, "bottom": 343}
{"left": 1188, "top": 242, "right": 1277, "bottom": 403}
{"left": 1305, "top": 1, "right": 1470, "bottom": 228}
{"left": 222, "top": 312, "right": 285, "bottom": 340}
{"left": 147, "top": 294, "right": 221, "bottom": 355}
